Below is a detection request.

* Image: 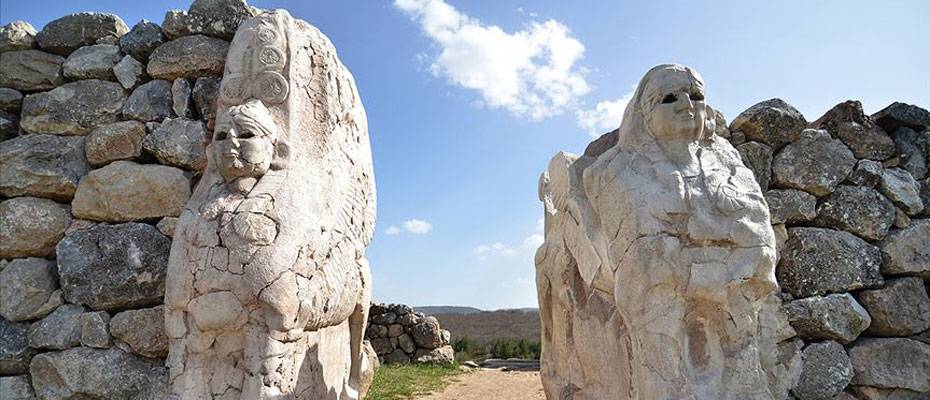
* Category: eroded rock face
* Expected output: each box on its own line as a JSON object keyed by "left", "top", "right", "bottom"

{"left": 765, "top": 188, "right": 817, "bottom": 225}
{"left": 791, "top": 341, "right": 853, "bottom": 400}
{"left": 880, "top": 168, "right": 923, "bottom": 215}
{"left": 0, "top": 50, "right": 66, "bottom": 92}
{"left": 84, "top": 120, "right": 147, "bottom": 165}
{"left": 856, "top": 277, "right": 930, "bottom": 336}
{"left": 56, "top": 222, "right": 170, "bottom": 311}
{"left": 119, "top": 20, "right": 165, "bottom": 61}
{"left": 772, "top": 129, "right": 856, "bottom": 196}
{"left": 71, "top": 160, "right": 190, "bottom": 222}
{"left": 872, "top": 102, "right": 930, "bottom": 133}
{"left": 35, "top": 12, "right": 129, "bottom": 56}
{"left": 123, "top": 79, "right": 173, "bottom": 122}
{"left": 20, "top": 79, "right": 126, "bottom": 135}
{"left": 62, "top": 44, "right": 121, "bottom": 80}
{"left": 165, "top": 10, "right": 376, "bottom": 399}
{"left": 777, "top": 227, "right": 883, "bottom": 298}
{"left": 880, "top": 219, "right": 930, "bottom": 277}
{"left": 848, "top": 338, "right": 930, "bottom": 393}
{"left": 784, "top": 293, "right": 870, "bottom": 344}
{"left": 0, "top": 21, "right": 38, "bottom": 52}
{"left": 537, "top": 64, "right": 780, "bottom": 399}
{"left": 811, "top": 100, "right": 896, "bottom": 161}
{"left": 0, "top": 134, "right": 89, "bottom": 201}
{"left": 29, "top": 347, "right": 167, "bottom": 400}
{"left": 813, "top": 185, "right": 895, "bottom": 241}
{"left": 142, "top": 117, "right": 207, "bottom": 170}
{"left": 147, "top": 35, "right": 229, "bottom": 80}
{"left": 0, "top": 197, "right": 71, "bottom": 259}
{"left": 0, "top": 258, "right": 63, "bottom": 322}
{"left": 113, "top": 55, "right": 146, "bottom": 89}
{"left": 162, "top": 0, "right": 259, "bottom": 40}
{"left": 110, "top": 305, "right": 168, "bottom": 358}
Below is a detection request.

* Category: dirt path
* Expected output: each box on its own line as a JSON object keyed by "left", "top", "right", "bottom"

{"left": 415, "top": 368, "right": 546, "bottom": 400}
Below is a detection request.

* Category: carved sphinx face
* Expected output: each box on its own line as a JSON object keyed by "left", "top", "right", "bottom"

{"left": 641, "top": 69, "right": 707, "bottom": 141}
{"left": 212, "top": 100, "right": 279, "bottom": 183}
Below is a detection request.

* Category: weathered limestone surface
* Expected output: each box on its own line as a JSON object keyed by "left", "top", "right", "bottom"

{"left": 811, "top": 100, "right": 896, "bottom": 161}
{"left": 0, "top": 50, "right": 66, "bottom": 92}
{"left": 119, "top": 20, "right": 165, "bottom": 61}
{"left": 880, "top": 219, "right": 930, "bottom": 277}
{"left": 790, "top": 341, "right": 853, "bottom": 400}
{"left": 165, "top": 10, "right": 376, "bottom": 399}
{"left": 62, "top": 44, "right": 121, "bottom": 80}
{"left": 71, "top": 160, "right": 191, "bottom": 222}
{"left": 0, "top": 197, "right": 71, "bottom": 259}
{"left": 856, "top": 277, "right": 930, "bottom": 336}
{"left": 784, "top": 293, "right": 870, "bottom": 344}
{"left": 20, "top": 79, "right": 126, "bottom": 135}
{"left": 29, "top": 347, "right": 167, "bottom": 399}
{"left": 34, "top": 12, "right": 129, "bottom": 55}
{"left": 0, "top": 375, "right": 36, "bottom": 400}
{"left": 142, "top": 117, "right": 207, "bottom": 170}
{"left": 730, "top": 98, "right": 807, "bottom": 150}
{"left": 162, "top": 0, "right": 259, "bottom": 40}
{"left": 0, "top": 21, "right": 38, "bottom": 52}
{"left": 56, "top": 222, "right": 170, "bottom": 311}
{"left": 364, "top": 303, "right": 453, "bottom": 365}
{"left": 0, "top": 318, "right": 36, "bottom": 375}
{"left": 0, "top": 134, "right": 89, "bottom": 201}
{"left": 536, "top": 65, "right": 781, "bottom": 399}
{"left": 0, "top": 258, "right": 63, "bottom": 322}
{"left": 848, "top": 338, "right": 930, "bottom": 393}
{"left": 110, "top": 305, "right": 168, "bottom": 358}
{"left": 772, "top": 129, "right": 856, "bottom": 196}
{"left": 777, "top": 227, "right": 883, "bottom": 298}
{"left": 84, "top": 120, "right": 147, "bottom": 165}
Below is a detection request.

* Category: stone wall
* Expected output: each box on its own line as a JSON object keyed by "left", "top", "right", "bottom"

{"left": 720, "top": 99, "right": 930, "bottom": 399}
{"left": 0, "top": 2, "right": 254, "bottom": 399}
{"left": 364, "top": 303, "right": 455, "bottom": 365}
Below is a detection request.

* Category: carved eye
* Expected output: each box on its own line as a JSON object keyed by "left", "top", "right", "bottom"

{"left": 214, "top": 131, "right": 228, "bottom": 140}
{"left": 690, "top": 92, "right": 705, "bottom": 101}
{"left": 238, "top": 131, "right": 255, "bottom": 139}
{"left": 661, "top": 94, "right": 677, "bottom": 104}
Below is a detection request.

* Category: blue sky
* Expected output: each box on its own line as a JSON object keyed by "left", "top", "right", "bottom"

{"left": 4, "top": 1, "right": 928, "bottom": 309}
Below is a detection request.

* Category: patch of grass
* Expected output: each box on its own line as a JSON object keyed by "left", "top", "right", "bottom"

{"left": 366, "top": 363, "right": 464, "bottom": 400}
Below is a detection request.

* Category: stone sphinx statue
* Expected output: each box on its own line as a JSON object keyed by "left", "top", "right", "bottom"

{"left": 536, "top": 64, "right": 781, "bottom": 399}
{"left": 165, "top": 10, "right": 376, "bottom": 399}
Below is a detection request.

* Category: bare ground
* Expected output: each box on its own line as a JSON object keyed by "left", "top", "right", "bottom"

{"left": 414, "top": 368, "right": 546, "bottom": 400}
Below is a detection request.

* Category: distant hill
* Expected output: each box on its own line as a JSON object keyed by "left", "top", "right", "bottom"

{"left": 432, "top": 309, "right": 540, "bottom": 345}
{"left": 414, "top": 305, "right": 483, "bottom": 315}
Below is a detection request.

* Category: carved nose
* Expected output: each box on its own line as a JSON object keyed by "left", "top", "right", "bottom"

{"left": 676, "top": 93, "right": 693, "bottom": 111}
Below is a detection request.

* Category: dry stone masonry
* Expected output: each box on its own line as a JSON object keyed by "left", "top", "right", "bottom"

{"left": 364, "top": 303, "right": 454, "bottom": 365}
{"left": 537, "top": 64, "right": 929, "bottom": 399}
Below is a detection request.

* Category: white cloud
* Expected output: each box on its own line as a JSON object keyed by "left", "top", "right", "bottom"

{"left": 523, "top": 234, "right": 544, "bottom": 249}
{"left": 395, "top": 0, "right": 590, "bottom": 120}
{"left": 385, "top": 226, "right": 402, "bottom": 235}
{"left": 472, "top": 241, "right": 517, "bottom": 261}
{"left": 576, "top": 92, "right": 634, "bottom": 137}
{"left": 403, "top": 219, "right": 433, "bottom": 234}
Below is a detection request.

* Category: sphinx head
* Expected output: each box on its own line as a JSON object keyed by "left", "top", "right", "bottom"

{"left": 639, "top": 65, "right": 710, "bottom": 142}
{"left": 212, "top": 99, "right": 287, "bottom": 183}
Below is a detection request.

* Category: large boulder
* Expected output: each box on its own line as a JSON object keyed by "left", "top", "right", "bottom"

{"left": 147, "top": 35, "right": 229, "bottom": 80}
{"left": 772, "top": 129, "right": 856, "bottom": 196}
{"left": 20, "top": 79, "right": 126, "bottom": 135}
{"left": 27, "top": 304, "right": 85, "bottom": 350}
{"left": 0, "top": 318, "right": 36, "bottom": 375}
{"left": 56, "top": 222, "right": 170, "bottom": 311}
{"left": 790, "top": 341, "right": 852, "bottom": 400}
{"left": 890, "top": 127, "right": 930, "bottom": 181}
{"left": 61, "top": 44, "right": 121, "bottom": 80}
{"left": 0, "top": 50, "right": 66, "bottom": 92}
{"left": 118, "top": 20, "right": 165, "bottom": 61}
{"left": 414, "top": 345, "right": 455, "bottom": 364}
{"left": 109, "top": 305, "right": 168, "bottom": 358}
{"left": 765, "top": 189, "right": 817, "bottom": 225}
{"left": 848, "top": 338, "right": 930, "bottom": 392}
{"left": 84, "top": 120, "right": 147, "bottom": 166}
{"left": 777, "top": 227, "right": 883, "bottom": 298}
{"left": 0, "top": 134, "right": 89, "bottom": 201}
{"left": 730, "top": 98, "right": 808, "bottom": 150}
{"left": 879, "top": 168, "right": 924, "bottom": 215}
{"left": 856, "top": 277, "right": 930, "bottom": 336}
{"left": 0, "top": 20, "right": 37, "bottom": 52}
{"left": 410, "top": 316, "right": 443, "bottom": 350}
{"left": 872, "top": 102, "right": 930, "bottom": 133}
{"left": 123, "top": 79, "right": 173, "bottom": 122}
{"left": 784, "top": 293, "right": 870, "bottom": 344}
{"left": 813, "top": 185, "right": 895, "bottom": 241}
{"left": 880, "top": 220, "right": 930, "bottom": 277}
{"left": 71, "top": 161, "right": 191, "bottom": 222}
{"left": 172, "top": 78, "right": 194, "bottom": 118}
{"left": 35, "top": 12, "right": 129, "bottom": 55}
{"left": 0, "top": 197, "right": 71, "bottom": 259}
{"left": 736, "top": 141, "right": 773, "bottom": 190}
{"left": 141, "top": 117, "right": 207, "bottom": 170}
{"left": 810, "top": 100, "right": 896, "bottom": 161}
{"left": 0, "top": 258, "right": 63, "bottom": 322}
{"left": 162, "top": 0, "right": 259, "bottom": 40}
{"left": 29, "top": 347, "right": 167, "bottom": 400}
{"left": 847, "top": 159, "right": 884, "bottom": 187}
{"left": 79, "top": 311, "right": 111, "bottom": 349}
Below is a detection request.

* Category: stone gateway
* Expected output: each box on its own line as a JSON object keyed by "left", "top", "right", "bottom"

{"left": 164, "top": 10, "right": 377, "bottom": 400}
{"left": 536, "top": 64, "right": 782, "bottom": 399}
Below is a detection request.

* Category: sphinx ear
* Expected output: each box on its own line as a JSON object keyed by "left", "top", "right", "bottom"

{"left": 271, "top": 140, "right": 290, "bottom": 170}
